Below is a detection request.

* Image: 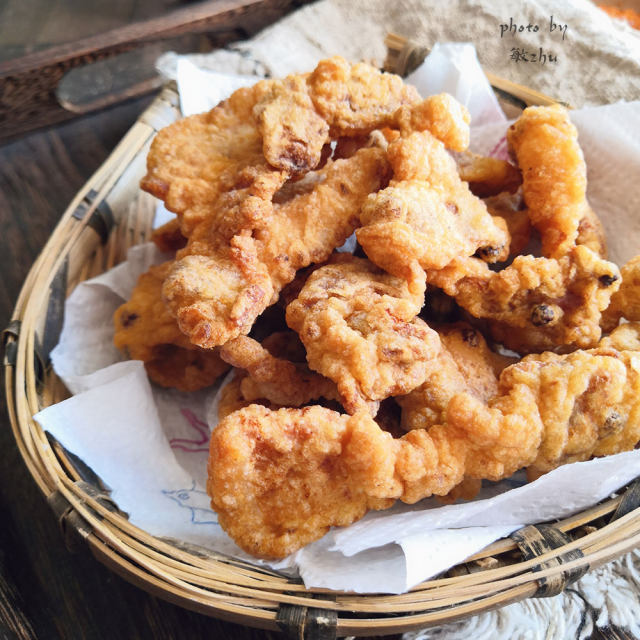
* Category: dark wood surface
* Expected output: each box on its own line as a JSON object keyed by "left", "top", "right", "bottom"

{"left": 0, "top": 93, "right": 407, "bottom": 640}
{"left": 0, "top": 0, "right": 306, "bottom": 143}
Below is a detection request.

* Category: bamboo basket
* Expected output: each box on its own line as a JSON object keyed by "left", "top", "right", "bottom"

{"left": 5, "top": 38, "right": 640, "bottom": 639}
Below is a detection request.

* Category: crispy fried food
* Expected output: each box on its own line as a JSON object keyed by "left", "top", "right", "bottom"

{"left": 163, "top": 238, "right": 276, "bottom": 350}
{"left": 151, "top": 218, "right": 187, "bottom": 253}
{"left": 394, "top": 93, "right": 471, "bottom": 152}
{"left": 397, "top": 324, "right": 514, "bottom": 431}
{"left": 209, "top": 328, "right": 640, "bottom": 557}
{"left": 483, "top": 190, "right": 531, "bottom": 257}
{"left": 499, "top": 346, "right": 639, "bottom": 478}
{"left": 427, "top": 104, "right": 615, "bottom": 354}
{"left": 208, "top": 405, "right": 396, "bottom": 558}
{"left": 577, "top": 205, "right": 607, "bottom": 258}
{"left": 216, "top": 331, "right": 345, "bottom": 420}
{"left": 164, "top": 146, "right": 390, "bottom": 348}
{"left": 453, "top": 150, "right": 522, "bottom": 198}
{"left": 218, "top": 334, "right": 340, "bottom": 408}
{"left": 307, "top": 56, "right": 421, "bottom": 137}
{"left": 258, "top": 57, "right": 462, "bottom": 170}
{"left": 451, "top": 347, "right": 638, "bottom": 482}
{"left": 208, "top": 385, "right": 540, "bottom": 557}
{"left": 507, "top": 104, "right": 589, "bottom": 259}
{"left": 601, "top": 255, "right": 640, "bottom": 331}
{"left": 144, "top": 60, "right": 482, "bottom": 351}
{"left": 450, "top": 323, "right": 640, "bottom": 482}
{"left": 113, "top": 262, "right": 228, "bottom": 391}
{"left": 482, "top": 190, "right": 604, "bottom": 263}
{"left": 140, "top": 60, "right": 639, "bottom": 560}
{"left": 286, "top": 255, "right": 439, "bottom": 413}
{"left": 600, "top": 321, "right": 640, "bottom": 352}
{"left": 142, "top": 56, "right": 420, "bottom": 235}
{"left": 216, "top": 372, "right": 287, "bottom": 421}
{"left": 141, "top": 81, "right": 282, "bottom": 236}
{"left": 254, "top": 73, "right": 330, "bottom": 174}
{"left": 356, "top": 130, "right": 510, "bottom": 283}
{"left": 430, "top": 245, "right": 621, "bottom": 353}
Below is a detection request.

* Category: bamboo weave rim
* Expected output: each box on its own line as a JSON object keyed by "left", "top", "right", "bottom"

{"left": 5, "top": 79, "right": 640, "bottom": 638}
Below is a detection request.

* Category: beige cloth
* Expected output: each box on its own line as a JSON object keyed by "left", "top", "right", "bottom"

{"left": 159, "top": 0, "right": 640, "bottom": 106}
{"left": 235, "top": 0, "right": 640, "bottom": 106}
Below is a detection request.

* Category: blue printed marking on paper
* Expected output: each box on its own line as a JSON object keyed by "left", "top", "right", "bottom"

{"left": 162, "top": 480, "right": 218, "bottom": 525}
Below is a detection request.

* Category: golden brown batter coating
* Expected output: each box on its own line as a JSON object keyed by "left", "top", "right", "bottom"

{"left": 430, "top": 245, "right": 620, "bottom": 353}
{"left": 601, "top": 255, "right": 640, "bottom": 332}
{"left": 454, "top": 150, "right": 522, "bottom": 198}
{"left": 308, "top": 56, "right": 421, "bottom": 137}
{"left": 286, "top": 255, "right": 438, "bottom": 414}
{"left": 208, "top": 405, "right": 395, "bottom": 558}
{"left": 219, "top": 334, "right": 340, "bottom": 408}
{"left": 209, "top": 334, "right": 640, "bottom": 557}
{"left": 397, "top": 324, "right": 515, "bottom": 431}
{"left": 113, "top": 261, "right": 228, "bottom": 391}
{"left": 163, "top": 147, "right": 390, "bottom": 348}
{"left": 507, "top": 104, "right": 589, "bottom": 259}
{"left": 356, "top": 130, "right": 510, "bottom": 283}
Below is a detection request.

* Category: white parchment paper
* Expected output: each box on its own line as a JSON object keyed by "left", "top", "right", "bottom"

{"left": 34, "top": 45, "right": 640, "bottom": 593}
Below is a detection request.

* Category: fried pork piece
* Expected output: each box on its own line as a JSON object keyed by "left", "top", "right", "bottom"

{"left": 430, "top": 245, "right": 621, "bottom": 353}
{"left": 483, "top": 192, "right": 605, "bottom": 261}
{"left": 151, "top": 218, "right": 187, "bottom": 253}
{"left": 142, "top": 57, "right": 416, "bottom": 237}
{"left": 164, "top": 146, "right": 390, "bottom": 348}
{"left": 393, "top": 93, "right": 472, "bottom": 152}
{"left": 216, "top": 372, "right": 286, "bottom": 421}
{"left": 497, "top": 345, "right": 639, "bottom": 479}
{"left": 356, "top": 130, "right": 510, "bottom": 283}
{"left": 259, "top": 57, "right": 460, "bottom": 165}
{"left": 254, "top": 72, "right": 330, "bottom": 174}
{"left": 451, "top": 344, "right": 640, "bottom": 483}
{"left": 208, "top": 386, "right": 541, "bottom": 557}
{"left": 215, "top": 332, "right": 345, "bottom": 420}
{"left": 453, "top": 150, "right": 522, "bottom": 198}
{"left": 397, "top": 324, "right": 515, "bottom": 431}
{"left": 218, "top": 334, "right": 340, "bottom": 408}
{"left": 483, "top": 190, "right": 531, "bottom": 257}
{"left": 141, "top": 81, "right": 283, "bottom": 236}
{"left": 507, "top": 104, "right": 590, "bottom": 259}
{"left": 209, "top": 329, "right": 640, "bottom": 558}
{"left": 113, "top": 262, "right": 228, "bottom": 391}
{"left": 145, "top": 59, "right": 477, "bottom": 351}
{"left": 286, "top": 255, "right": 439, "bottom": 414}
{"left": 208, "top": 405, "right": 396, "bottom": 558}
{"left": 601, "top": 255, "right": 640, "bottom": 332}
{"left": 163, "top": 238, "right": 276, "bottom": 350}
{"left": 600, "top": 321, "right": 640, "bottom": 352}
{"left": 307, "top": 56, "right": 421, "bottom": 137}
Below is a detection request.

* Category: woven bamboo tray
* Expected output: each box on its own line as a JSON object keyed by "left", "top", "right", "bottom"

{"left": 5, "top": 48, "right": 640, "bottom": 639}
